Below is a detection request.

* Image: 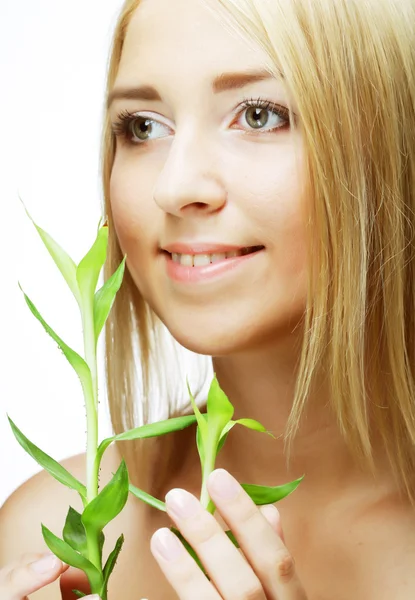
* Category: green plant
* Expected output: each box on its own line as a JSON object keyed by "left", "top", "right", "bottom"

{"left": 9, "top": 201, "right": 304, "bottom": 598}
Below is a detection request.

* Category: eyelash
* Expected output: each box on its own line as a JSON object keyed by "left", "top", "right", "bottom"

{"left": 111, "top": 96, "right": 292, "bottom": 146}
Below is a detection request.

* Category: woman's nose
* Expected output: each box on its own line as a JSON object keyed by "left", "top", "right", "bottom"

{"left": 152, "top": 136, "right": 227, "bottom": 217}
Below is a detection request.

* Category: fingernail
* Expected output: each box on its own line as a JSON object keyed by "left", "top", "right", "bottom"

{"left": 208, "top": 469, "right": 240, "bottom": 500}
{"left": 30, "top": 554, "right": 59, "bottom": 573}
{"left": 165, "top": 489, "right": 200, "bottom": 519}
{"left": 152, "top": 528, "right": 185, "bottom": 561}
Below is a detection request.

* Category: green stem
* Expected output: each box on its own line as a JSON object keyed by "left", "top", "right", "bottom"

{"left": 82, "top": 304, "right": 99, "bottom": 501}
{"left": 81, "top": 303, "right": 102, "bottom": 572}
{"left": 200, "top": 446, "right": 216, "bottom": 514}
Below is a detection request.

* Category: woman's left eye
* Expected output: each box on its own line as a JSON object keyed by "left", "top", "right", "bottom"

{"left": 233, "top": 97, "right": 291, "bottom": 134}
{"left": 111, "top": 97, "right": 292, "bottom": 146}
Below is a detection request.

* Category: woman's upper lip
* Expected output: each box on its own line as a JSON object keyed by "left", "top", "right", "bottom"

{"left": 162, "top": 242, "right": 263, "bottom": 255}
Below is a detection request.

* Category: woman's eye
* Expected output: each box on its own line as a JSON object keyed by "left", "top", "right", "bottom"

{"left": 235, "top": 104, "right": 288, "bottom": 132}
{"left": 129, "top": 117, "right": 170, "bottom": 143}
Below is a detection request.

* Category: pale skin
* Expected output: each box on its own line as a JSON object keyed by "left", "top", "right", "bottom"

{"left": 2, "top": 0, "right": 415, "bottom": 598}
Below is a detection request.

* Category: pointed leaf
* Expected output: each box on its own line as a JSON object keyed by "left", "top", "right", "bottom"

{"left": 8, "top": 416, "right": 87, "bottom": 501}
{"left": 93, "top": 256, "right": 126, "bottom": 346}
{"left": 63, "top": 507, "right": 88, "bottom": 555}
{"left": 72, "top": 591, "right": 87, "bottom": 599}
{"left": 41, "top": 524, "right": 102, "bottom": 590}
{"left": 62, "top": 506, "right": 105, "bottom": 560}
{"left": 186, "top": 376, "right": 208, "bottom": 441}
{"left": 76, "top": 225, "right": 108, "bottom": 305}
{"left": 19, "top": 195, "right": 81, "bottom": 305}
{"left": 128, "top": 483, "right": 166, "bottom": 512}
{"left": 96, "top": 415, "right": 197, "bottom": 466}
{"left": 234, "top": 418, "right": 273, "bottom": 436}
{"left": 17, "top": 285, "right": 94, "bottom": 402}
{"left": 196, "top": 419, "right": 206, "bottom": 464}
{"left": 216, "top": 430, "right": 230, "bottom": 455}
{"left": 206, "top": 375, "right": 234, "bottom": 444}
{"left": 81, "top": 460, "right": 129, "bottom": 536}
{"left": 102, "top": 533, "right": 124, "bottom": 594}
{"left": 115, "top": 415, "right": 197, "bottom": 442}
{"left": 241, "top": 475, "right": 304, "bottom": 505}
{"left": 217, "top": 418, "right": 274, "bottom": 454}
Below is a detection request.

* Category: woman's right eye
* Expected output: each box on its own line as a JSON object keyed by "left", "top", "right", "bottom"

{"left": 111, "top": 111, "right": 171, "bottom": 145}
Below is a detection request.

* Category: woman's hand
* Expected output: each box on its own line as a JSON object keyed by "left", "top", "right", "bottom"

{"left": 0, "top": 552, "right": 99, "bottom": 600}
{"left": 151, "top": 469, "right": 308, "bottom": 599}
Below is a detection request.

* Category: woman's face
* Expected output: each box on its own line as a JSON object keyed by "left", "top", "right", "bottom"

{"left": 109, "top": 0, "right": 308, "bottom": 356}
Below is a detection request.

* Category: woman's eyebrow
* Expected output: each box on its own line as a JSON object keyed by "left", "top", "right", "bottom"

{"left": 107, "top": 68, "right": 282, "bottom": 110}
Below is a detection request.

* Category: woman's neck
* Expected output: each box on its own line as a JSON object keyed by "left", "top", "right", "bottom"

{"left": 211, "top": 340, "right": 392, "bottom": 499}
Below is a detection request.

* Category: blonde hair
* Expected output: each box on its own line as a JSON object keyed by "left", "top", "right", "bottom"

{"left": 100, "top": 0, "right": 415, "bottom": 503}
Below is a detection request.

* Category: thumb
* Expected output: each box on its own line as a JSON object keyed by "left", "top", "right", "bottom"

{"left": 59, "top": 565, "right": 92, "bottom": 600}
{"left": 259, "top": 504, "right": 286, "bottom": 543}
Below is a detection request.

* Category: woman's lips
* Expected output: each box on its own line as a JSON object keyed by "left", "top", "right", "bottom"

{"left": 163, "top": 246, "right": 265, "bottom": 284}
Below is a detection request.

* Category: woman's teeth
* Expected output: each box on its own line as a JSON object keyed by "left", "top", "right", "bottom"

{"left": 171, "top": 247, "right": 261, "bottom": 267}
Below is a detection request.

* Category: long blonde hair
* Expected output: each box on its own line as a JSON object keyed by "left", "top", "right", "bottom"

{"left": 100, "top": 0, "right": 415, "bottom": 503}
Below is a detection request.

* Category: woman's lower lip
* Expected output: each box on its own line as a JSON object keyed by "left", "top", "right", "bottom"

{"left": 163, "top": 249, "right": 264, "bottom": 283}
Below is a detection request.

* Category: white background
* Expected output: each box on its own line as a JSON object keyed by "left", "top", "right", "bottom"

{"left": 0, "top": 0, "right": 210, "bottom": 508}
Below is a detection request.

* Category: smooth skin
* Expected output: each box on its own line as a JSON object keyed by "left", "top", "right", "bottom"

{"left": 151, "top": 469, "right": 307, "bottom": 599}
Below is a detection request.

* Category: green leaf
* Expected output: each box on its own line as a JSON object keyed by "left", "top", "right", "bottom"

{"left": 216, "top": 430, "right": 230, "bottom": 455}
{"left": 41, "top": 524, "right": 102, "bottom": 590}
{"left": 186, "top": 377, "right": 208, "bottom": 441}
{"left": 235, "top": 418, "right": 273, "bottom": 435}
{"left": 96, "top": 415, "right": 197, "bottom": 466}
{"left": 76, "top": 225, "right": 108, "bottom": 307}
{"left": 206, "top": 374, "right": 234, "bottom": 435}
{"left": 62, "top": 506, "right": 105, "bottom": 561}
{"left": 114, "top": 415, "right": 197, "bottom": 442}
{"left": 241, "top": 475, "right": 305, "bottom": 505}
{"left": 71, "top": 591, "right": 87, "bottom": 599}
{"left": 63, "top": 507, "right": 88, "bottom": 555}
{"left": 17, "top": 285, "right": 94, "bottom": 404}
{"left": 8, "top": 416, "right": 87, "bottom": 501}
{"left": 170, "top": 528, "right": 207, "bottom": 577}
{"left": 196, "top": 418, "right": 207, "bottom": 464}
{"left": 101, "top": 533, "right": 124, "bottom": 596}
{"left": 225, "top": 530, "right": 239, "bottom": 548}
{"left": 128, "top": 483, "right": 166, "bottom": 512}
{"left": 217, "top": 418, "right": 274, "bottom": 454}
{"left": 19, "top": 195, "right": 81, "bottom": 306}
{"left": 93, "top": 256, "right": 126, "bottom": 346}
{"left": 81, "top": 460, "right": 129, "bottom": 537}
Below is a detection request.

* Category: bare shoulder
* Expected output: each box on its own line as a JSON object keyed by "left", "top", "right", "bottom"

{"left": 315, "top": 486, "right": 415, "bottom": 600}
{"left": 353, "top": 489, "right": 415, "bottom": 599}
{"left": 0, "top": 444, "right": 123, "bottom": 599}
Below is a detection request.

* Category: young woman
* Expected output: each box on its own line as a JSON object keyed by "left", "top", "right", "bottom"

{"left": 1, "top": 0, "right": 415, "bottom": 598}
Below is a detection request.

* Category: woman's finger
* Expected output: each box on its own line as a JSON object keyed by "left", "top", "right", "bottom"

{"left": 259, "top": 505, "right": 285, "bottom": 542}
{"left": 0, "top": 552, "right": 70, "bottom": 600}
{"left": 208, "top": 469, "right": 308, "bottom": 600}
{"left": 164, "top": 489, "right": 267, "bottom": 599}
{"left": 150, "top": 527, "right": 221, "bottom": 600}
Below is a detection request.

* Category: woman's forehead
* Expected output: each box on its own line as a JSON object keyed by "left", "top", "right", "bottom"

{"left": 121, "top": 0, "right": 270, "bottom": 73}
